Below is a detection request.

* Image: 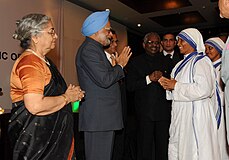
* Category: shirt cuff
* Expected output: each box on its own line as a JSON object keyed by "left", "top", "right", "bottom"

{"left": 146, "top": 75, "right": 152, "bottom": 85}
{"left": 118, "top": 64, "right": 123, "bottom": 69}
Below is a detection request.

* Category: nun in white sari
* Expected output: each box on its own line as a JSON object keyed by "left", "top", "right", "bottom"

{"left": 159, "top": 28, "right": 221, "bottom": 160}
{"left": 205, "top": 37, "right": 229, "bottom": 160}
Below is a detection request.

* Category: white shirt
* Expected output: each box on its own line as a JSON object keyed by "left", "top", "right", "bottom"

{"left": 105, "top": 51, "right": 112, "bottom": 64}
{"left": 163, "top": 50, "right": 174, "bottom": 59}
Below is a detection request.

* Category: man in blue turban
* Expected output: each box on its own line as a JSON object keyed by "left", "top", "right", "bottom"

{"left": 81, "top": 9, "right": 110, "bottom": 37}
{"left": 76, "top": 10, "right": 132, "bottom": 160}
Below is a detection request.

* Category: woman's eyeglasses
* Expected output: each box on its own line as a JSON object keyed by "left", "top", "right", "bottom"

{"left": 39, "top": 28, "right": 56, "bottom": 37}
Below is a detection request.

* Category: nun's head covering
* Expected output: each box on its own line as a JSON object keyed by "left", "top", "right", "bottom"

{"left": 81, "top": 9, "right": 110, "bottom": 36}
{"left": 205, "top": 37, "right": 225, "bottom": 54}
{"left": 177, "top": 28, "right": 205, "bottom": 53}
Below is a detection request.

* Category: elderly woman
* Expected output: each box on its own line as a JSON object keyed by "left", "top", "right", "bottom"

{"left": 8, "top": 13, "right": 84, "bottom": 160}
{"left": 205, "top": 37, "right": 229, "bottom": 159}
{"left": 159, "top": 28, "right": 220, "bottom": 160}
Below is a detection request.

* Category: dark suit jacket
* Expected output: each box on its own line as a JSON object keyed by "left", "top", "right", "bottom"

{"left": 126, "top": 52, "right": 173, "bottom": 121}
{"left": 170, "top": 50, "right": 183, "bottom": 67}
{"left": 76, "top": 37, "right": 124, "bottom": 131}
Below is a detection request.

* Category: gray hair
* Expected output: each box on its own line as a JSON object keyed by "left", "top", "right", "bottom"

{"left": 143, "top": 32, "right": 160, "bottom": 43}
{"left": 13, "top": 13, "right": 51, "bottom": 49}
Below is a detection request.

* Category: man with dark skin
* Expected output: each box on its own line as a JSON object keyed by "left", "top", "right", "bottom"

{"left": 126, "top": 32, "right": 173, "bottom": 160}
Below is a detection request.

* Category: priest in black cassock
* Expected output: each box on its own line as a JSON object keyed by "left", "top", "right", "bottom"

{"left": 126, "top": 32, "right": 173, "bottom": 160}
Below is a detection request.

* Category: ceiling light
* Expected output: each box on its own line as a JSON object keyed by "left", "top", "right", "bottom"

{"left": 164, "top": 0, "right": 180, "bottom": 9}
{"left": 137, "top": 23, "right": 141, "bottom": 27}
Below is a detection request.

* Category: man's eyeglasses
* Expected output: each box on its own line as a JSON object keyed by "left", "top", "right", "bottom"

{"left": 145, "top": 41, "right": 160, "bottom": 45}
{"left": 104, "top": 27, "right": 112, "bottom": 33}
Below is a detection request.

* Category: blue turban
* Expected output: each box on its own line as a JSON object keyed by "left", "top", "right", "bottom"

{"left": 81, "top": 10, "right": 110, "bottom": 36}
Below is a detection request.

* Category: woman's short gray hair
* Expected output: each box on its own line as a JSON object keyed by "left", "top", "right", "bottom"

{"left": 13, "top": 13, "right": 51, "bottom": 49}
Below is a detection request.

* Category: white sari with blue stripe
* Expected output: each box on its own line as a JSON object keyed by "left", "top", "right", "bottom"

{"left": 214, "top": 58, "right": 229, "bottom": 160}
{"left": 167, "top": 52, "right": 220, "bottom": 160}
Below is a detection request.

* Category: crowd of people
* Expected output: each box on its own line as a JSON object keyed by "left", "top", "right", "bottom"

{"left": 6, "top": 0, "right": 229, "bottom": 159}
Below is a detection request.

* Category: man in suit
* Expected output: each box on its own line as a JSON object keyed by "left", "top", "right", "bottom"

{"left": 76, "top": 10, "right": 132, "bottom": 160}
{"left": 161, "top": 33, "right": 183, "bottom": 67}
{"left": 104, "top": 29, "right": 128, "bottom": 160}
{"left": 126, "top": 32, "right": 173, "bottom": 160}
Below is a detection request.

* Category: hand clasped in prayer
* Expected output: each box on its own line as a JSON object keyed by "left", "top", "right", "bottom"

{"left": 158, "top": 76, "right": 177, "bottom": 90}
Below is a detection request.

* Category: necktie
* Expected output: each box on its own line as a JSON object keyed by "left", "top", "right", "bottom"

{"left": 110, "top": 55, "right": 116, "bottom": 66}
{"left": 166, "top": 54, "right": 172, "bottom": 58}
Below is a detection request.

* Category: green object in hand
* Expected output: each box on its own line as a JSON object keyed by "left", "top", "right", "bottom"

{"left": 72, "top": 101, "right": 80, "bottom": 113}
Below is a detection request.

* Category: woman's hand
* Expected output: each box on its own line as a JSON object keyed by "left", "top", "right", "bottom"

{"left": 64, "top": 84, "right": 85, "bottom": 103}
{"left": 24, "top": 84, "right": 85, "bottom": 115}
{"left": 158, "top": 76, "right": 177, "bottom": 91}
